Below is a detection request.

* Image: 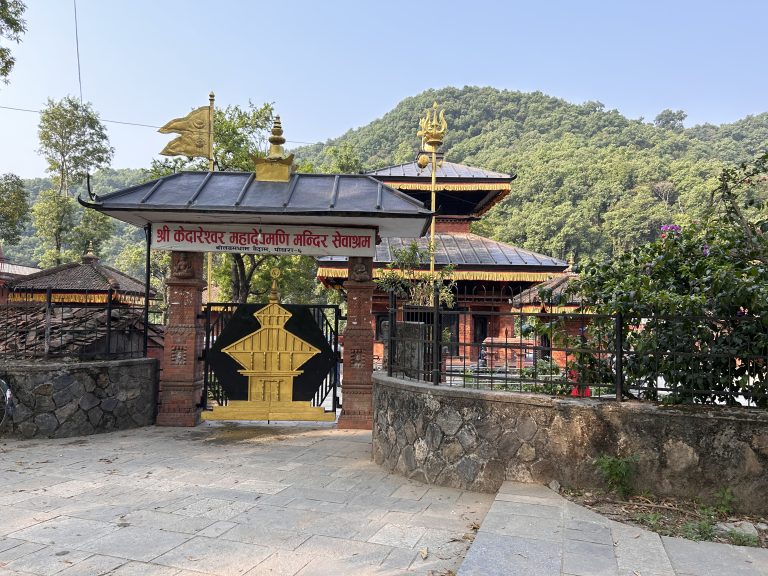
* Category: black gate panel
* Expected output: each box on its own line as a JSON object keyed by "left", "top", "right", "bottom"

{"left": 202, "top": 303, "right": 340, "bottom": 413}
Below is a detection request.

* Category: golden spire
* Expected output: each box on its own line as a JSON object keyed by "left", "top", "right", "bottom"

{"left": 255, "top": 115, "right": 295, "bottom": 182}
{"left": 267, "top": 116, "right": 287, "bottom": 158}
{"left": 82, "top": 241, "right": 97, "bottom": 263}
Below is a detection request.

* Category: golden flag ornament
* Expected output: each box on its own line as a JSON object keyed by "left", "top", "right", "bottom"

{"left": 158, "top": 106, "right": 210, "bottom": 157}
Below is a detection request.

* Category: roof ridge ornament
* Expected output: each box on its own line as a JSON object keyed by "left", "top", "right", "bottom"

{"left": 254, "top": 115, "right": 295, "bottom": 182}
{"left": 82, "top": 241, "right": 98, "bottom": 264}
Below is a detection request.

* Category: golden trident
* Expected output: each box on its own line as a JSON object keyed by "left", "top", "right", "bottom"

{"left": 416, "top": 102, "right": 447, "bottom": 274}
{"left": 417, "top": 102, "right": 448, "bottom": 152}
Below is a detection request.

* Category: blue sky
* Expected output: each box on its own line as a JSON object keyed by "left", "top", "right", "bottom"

{"left": 1, "top": 0, "right": 766, "bottom": 178}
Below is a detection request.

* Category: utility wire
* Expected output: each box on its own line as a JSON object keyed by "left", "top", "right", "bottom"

{"left": 0, "top": 105, "right": 324, "bottom": 145}
{"left": 73, "top": 0, "right": 83, "bottom": 103}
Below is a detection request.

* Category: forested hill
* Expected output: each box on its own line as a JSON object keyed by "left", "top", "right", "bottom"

{"left": 294, "top": 86, "right": 768, "bottom": 262}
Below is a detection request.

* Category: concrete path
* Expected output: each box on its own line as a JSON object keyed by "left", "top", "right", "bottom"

{"left": 459, "top": 481, "right": 768, "bottom": 576}
{"left": 0, "top": 423, "right": 492, "bottom": 575}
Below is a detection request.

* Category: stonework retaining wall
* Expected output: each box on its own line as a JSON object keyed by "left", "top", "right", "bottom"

{"left": 0, "top": 358, "right": 158, "bottom": 438}
{"left": 373, "top": 374, "right": 768, "bottom": 513}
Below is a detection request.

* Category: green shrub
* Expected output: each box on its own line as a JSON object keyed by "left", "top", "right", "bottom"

{"left": 726, "top": 530, "right": 759, "bottom": 547}
{"left": 594, "top": 454, "right": 638, "bottom": 498}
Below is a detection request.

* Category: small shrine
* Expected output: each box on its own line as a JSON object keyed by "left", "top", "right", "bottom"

{"left": 0, "top": 246, "right": 159, "bottom": 360}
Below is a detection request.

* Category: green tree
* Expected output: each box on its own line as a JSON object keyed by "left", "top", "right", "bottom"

{"left": 0, "top": 173, "right": 28, "bottom": 245}
{"left": 654, "top": 109, "right": 687, "bottom": 132}
{"left": 576, "top": 154, "right": 768, "bottom": 405}
{"left": 325, "top": 142, "right": 363, "bottom": 173}
{"left": 37, "top": 96, "right": 113, "bottom": 195}
{"left": 30, "top": 189, "right": 78, "bottom": 267}
{"left": 376, "top": 241, "right": 456, "bottom": 307}
{"left": 0, "top": 0, "right": 25, "bottom": 84}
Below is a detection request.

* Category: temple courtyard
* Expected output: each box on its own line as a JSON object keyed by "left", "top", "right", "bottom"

{"left": 0, "top": 424, "right": 765, "bottom": 576}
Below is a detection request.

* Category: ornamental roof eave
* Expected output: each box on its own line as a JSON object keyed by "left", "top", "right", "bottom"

{"left": 78, "top": 171, "right": 433, "bottom": 239}
{"left": 366, "top": 161, "right": 514, "bottom": 180}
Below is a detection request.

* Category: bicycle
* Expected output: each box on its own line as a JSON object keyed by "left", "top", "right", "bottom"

{"left": 0, "top": 378, "right": 15, "bottom": 428}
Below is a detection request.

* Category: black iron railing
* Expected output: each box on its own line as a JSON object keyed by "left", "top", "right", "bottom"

{"left": 0, "top": 288, "right": 162, "bottom": 361}
{"left": 385, "top": 289, "right": 768, "bottom": 408}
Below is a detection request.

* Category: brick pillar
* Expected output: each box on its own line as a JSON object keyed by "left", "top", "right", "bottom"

{"left": 337, "top": 256, "right": 375, "bottom": 430}
{"left": 156, "top": 251, "right": 205, "bottom": 427}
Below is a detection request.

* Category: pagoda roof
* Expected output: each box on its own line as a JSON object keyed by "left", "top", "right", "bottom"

{"left": 366, "top": 161, "right": 514, "bottom": 218}
{"left": 9, "top": 256, "right": 146, "bottom": 296}
{"left": 79, "top": 171, "right": 432, "bottom": 239}
{"left": 367, "top": 161, "right": 512, "bottom": 180}
{"left": 317, "top": 233, "right": 567, "bottom": 282}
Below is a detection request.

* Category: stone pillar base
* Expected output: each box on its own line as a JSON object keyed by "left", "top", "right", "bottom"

{"left": 337, "top": 385, "right": 373, "bottom": 430}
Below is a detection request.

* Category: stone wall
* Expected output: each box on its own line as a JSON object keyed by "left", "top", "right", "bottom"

{"left": 0, "top": 358, "right": 158, "bottom": 438}
{"left": 373, "top": 374, "right": 768, "bottom": 514}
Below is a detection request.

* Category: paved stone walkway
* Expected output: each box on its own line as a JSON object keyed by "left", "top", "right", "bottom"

{"left": 0, "top": 423, "right": 492, "bottom": 575}
{"left": 460, "top": 481, "right": 768, "bottom": 576}
{"left": 0, "top": 424, "right": 766, "bottom": 575}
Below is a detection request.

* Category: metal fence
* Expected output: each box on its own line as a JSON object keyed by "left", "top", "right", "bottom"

{"left": 385, "top": 289, "right": 768, "bottom": 408}
{"left": 0, "top": 288, "right": 161, "bottom": 361}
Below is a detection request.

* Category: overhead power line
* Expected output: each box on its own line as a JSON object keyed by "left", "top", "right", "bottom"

{"left": 0, "top": 105, "right": 321, "bottom": 145}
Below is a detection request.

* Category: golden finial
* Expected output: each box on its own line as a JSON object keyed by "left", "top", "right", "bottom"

{"left": 268, "top": 267, "right": 282, "bottom": 303}
{"left": 267, "top": 116, "right": 287, "bottom": 158}
{"left": 82, "top": 241, "right": 97, "bottom": 263}
{"left": 255, "top": 115, "right": 295, "bottom": 182}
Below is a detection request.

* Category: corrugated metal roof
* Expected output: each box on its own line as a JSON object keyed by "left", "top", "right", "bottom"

{"left": 81, "top": 171, "right": 432, "bottom": 238}
{"left": 319, "top": 233, "right": 567, "bottom": 270}
{"left": 9, "top": 259, "right": 146, "bottom": 294}
{"left": 0, "top": 261, "right": 41, "bottom": 278}
{"left": 367, "top": 161, "right": 512, "bottom": 180}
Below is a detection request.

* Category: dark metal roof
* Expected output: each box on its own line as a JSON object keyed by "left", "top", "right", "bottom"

{"left": 79, "top": 171, "right": 432, "bottom": 238}
{"left": 9, "top": 258, "right": 146, "bottom": 295}
{"left": 367, "top": 161, "right": 511, "bottom": 180}
{"left": 319, "top": 233, "right": 567, "bottom": 270}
